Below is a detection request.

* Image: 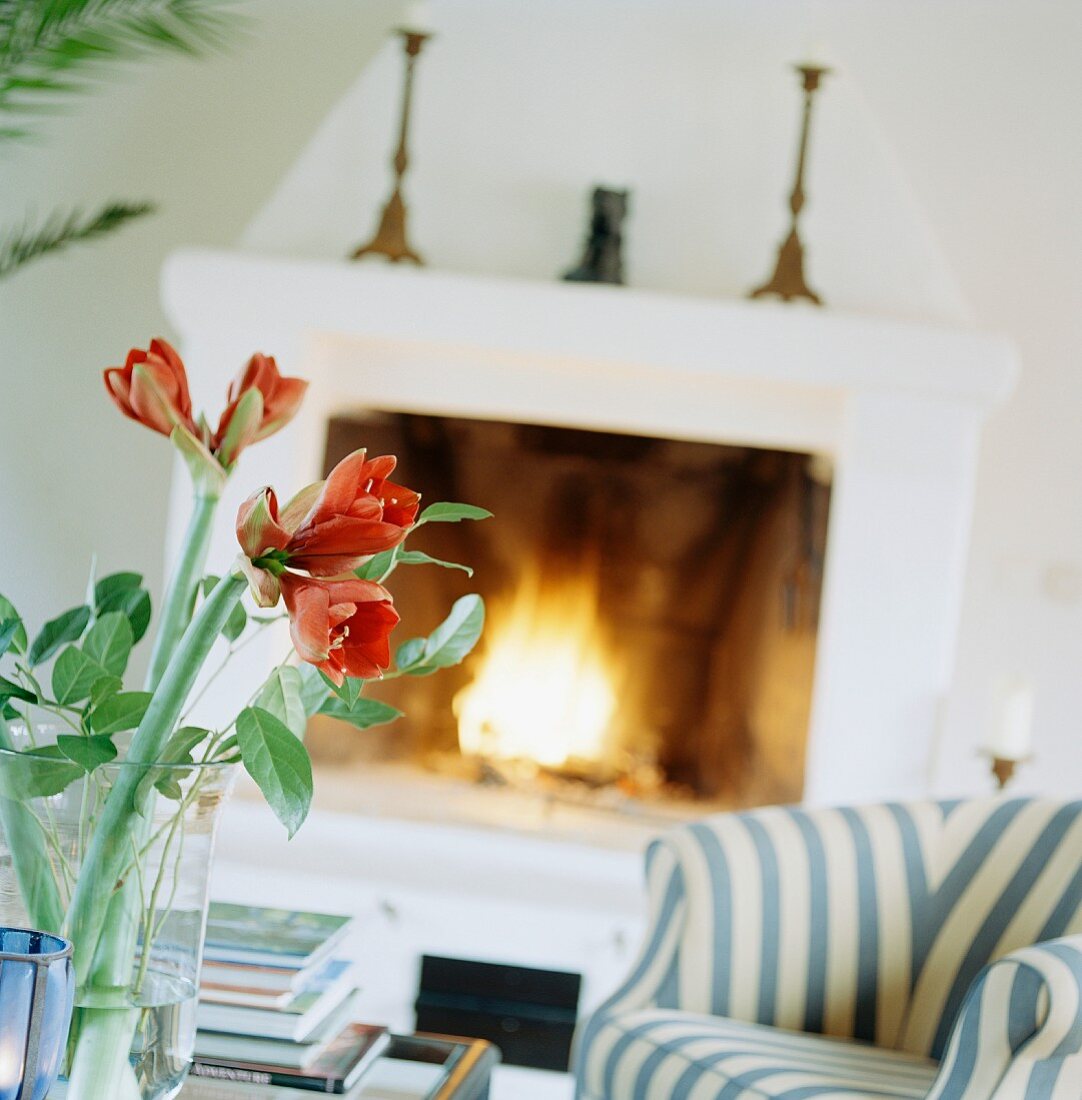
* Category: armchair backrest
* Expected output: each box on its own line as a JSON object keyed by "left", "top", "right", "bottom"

{"left": 643, "top": 798, "right": 1082, "bottom": 1059}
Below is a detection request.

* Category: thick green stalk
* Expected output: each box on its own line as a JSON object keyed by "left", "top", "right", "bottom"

{"left": 0, "top": 712, "right": 64, "bottom": 931}
{"left": 144, "top": 493, "right": 219, "bottom": 691}
{"left": 64, "top": 1004, "right": 141, "bottom": 1100}
{"left": 85, "top": 491, "right": 220, "bottom": 1014}
{"left": 64, "top": 572, "right": 246, "bottom": 987}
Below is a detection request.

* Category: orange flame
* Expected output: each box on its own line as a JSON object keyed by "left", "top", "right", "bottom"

{"left": 454, "top": 571, "right": 619, "bottom": 768}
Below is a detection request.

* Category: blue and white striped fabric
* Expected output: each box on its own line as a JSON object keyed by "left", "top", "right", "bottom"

{"left": 574, "top": 798, "right": 1082, "bottom": 1099}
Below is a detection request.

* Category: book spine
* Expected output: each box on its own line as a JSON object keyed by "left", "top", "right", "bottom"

{"left": 191, "top": 1061, "right": 340, "bottom": 1093}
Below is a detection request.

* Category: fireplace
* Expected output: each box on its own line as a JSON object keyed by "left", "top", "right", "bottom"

{"left": 163, "top": 249, "right": 1017, "bottom": 808}
{"left": 310, "top": 412, "right": 830, "bottom": 809}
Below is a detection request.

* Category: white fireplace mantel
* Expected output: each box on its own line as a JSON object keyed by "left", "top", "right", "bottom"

{"left": 162, "top": 248, "right": 1018, "bottom": 806}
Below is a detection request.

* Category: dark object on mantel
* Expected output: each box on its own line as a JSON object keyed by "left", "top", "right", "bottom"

{"left": 563, "top": 186, "right": 629, "bottom": 285}
{"left": 351, "top": 29, "right": 431, "bottom": 265}
{"left": 750, "top": 64, "right": 831, "bottom": 305}
{"left": 415, "top": 955, "right": 581, "bottom": 1072}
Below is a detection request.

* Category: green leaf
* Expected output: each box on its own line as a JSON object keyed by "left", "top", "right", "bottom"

{"left": 320, "top": 696, "right": 403, "bottom": 731}
{"left": 394, "top": 637, "right": 426, "bottom": 670}
{"left": 297, "top": 664, "right": 331, "bottom": 717}
{"left": 89, "top": 674, "right": 123, "bottom": 709}
{"left": 29, "top": 605, "right": 91, "bottom": 665}
{"left": 0, "top": 595, "right": 27, "bottom": 654}
{"left": 136, "top": 726, "right": 210, "bottom": 803}
{"left": 418, "top": 502, "right": 493, "bottom": 524}
{"left": 97, "top": 586, "right": 151, "bottom": 643}
{"left": 254, "top": 667, "right": 306, "bottom": 739}
{"left": 358, "top": 548, "right": 474, "bottom": 581}
{"left": 82, "top": 611, "right": 133, "bottom": 677}
{"left": 0, "top": 747, "right": 82, "bottom": 800}
{"left": 158, "top": 725, "right": 210, "bottom": 766}
{"left": 0, "top": 676, "right": 36, "bottom": 705}
{"left": 204, "top": 575, "right": 247, "bottom": 642}
{"left": 56, "top": 734, "right": 117, "bottom": 773}
{"left": 51, "top": 646, "right": 108, "bottom": 705}
{"left": 399, "top": 595, "right": 486, "bottom": 676}
{"left": 235, "top": 707, "right": 313, "bottom": 838}
{"left": 90, "top": 691, "right": 151, "bottom": 735}
{"left": 222, "top": 602, "right": 247, "bottom": 642}
{"left": 0, "top": 620, "right": 21, "bottom": 658}
{"left": 320, "top": 671, "right": 361, "bottom": 707}
{"left": 424, "top": 595, "right": 485, "bottom": 666}
{"left": 93, "top": 572, "right": 142, "bottom": 609}
{"left": 354, "top": 548, "right": 396, "bottom": 582}
{"left": 394, "top": 550, "right": 474, "bottom": 577}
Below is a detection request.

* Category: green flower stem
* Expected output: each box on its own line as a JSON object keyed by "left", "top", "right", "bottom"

{"left": 65, "top": 571, "right": 246, "bottom": 988}
{"left": 144, "top": 492, "right": 220, "bottom": 691}
{"left": 0, "top": 712, "right": 64, "bottom": 931}
{"left": 65, "top": 1003, "right": 142, "bottom": 1100}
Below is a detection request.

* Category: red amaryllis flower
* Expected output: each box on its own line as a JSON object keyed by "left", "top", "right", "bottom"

{"left": 286, "top": 450, "right": 419, "bottom": 575}
{"left": 236, "top": 450, "right": 419, "bottom": 590}
{"left": 280, "top": 573, "right": 399, "bottom": 684}
{"left": 212, "top": 353, "right": 309, "bottom": 467}
{"left": 104, "top": 339, "right": 197, "bottom": 437}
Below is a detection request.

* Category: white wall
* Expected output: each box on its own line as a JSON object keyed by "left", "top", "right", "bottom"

{"left": 0, "top": 0, "right": 400, "bottom": 648}
{"left": 2, "top": 0, "right": 1079, "bottom": 797}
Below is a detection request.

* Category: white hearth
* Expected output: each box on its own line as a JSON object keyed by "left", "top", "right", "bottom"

{"left": 162, "top": 247, "right": 1017, "bottom": 806}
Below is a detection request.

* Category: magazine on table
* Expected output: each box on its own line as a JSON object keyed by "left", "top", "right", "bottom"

{"left": 190, "top": 1023, "right": 390, "bottom": 1094}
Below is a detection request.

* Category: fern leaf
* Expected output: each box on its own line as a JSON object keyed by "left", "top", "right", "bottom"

{"left": 0, "top": 1, "right": 238, "bottom": 129}
{"left": 0, "top": 199, "right": 155, "bottom": 279}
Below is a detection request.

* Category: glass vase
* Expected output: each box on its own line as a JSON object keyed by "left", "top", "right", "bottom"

{"left": 0, "top": 725, "right": 236, "bottom": 1100}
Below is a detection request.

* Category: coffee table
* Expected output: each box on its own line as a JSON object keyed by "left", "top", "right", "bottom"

{"left": 369, "top": 1034, "right": 499, "bottom": 1099}
{"left": 182, "top": 1033, "right": 499, "bottom": 1099}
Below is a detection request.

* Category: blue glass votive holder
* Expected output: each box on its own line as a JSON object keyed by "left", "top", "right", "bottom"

{"left": 0, "top": 928, "right": 74, "bottom": 1100}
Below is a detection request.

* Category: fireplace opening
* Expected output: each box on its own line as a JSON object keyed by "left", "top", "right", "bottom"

{"left": 307, "top": 412, "right": 831, "bottom": 813}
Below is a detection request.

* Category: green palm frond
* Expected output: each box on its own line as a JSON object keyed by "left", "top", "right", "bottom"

{"left": 0, "top": 199, "right": 154, "bottom": 278}
{"left": 0, "top": 0, "right": 238, "bottom": 129}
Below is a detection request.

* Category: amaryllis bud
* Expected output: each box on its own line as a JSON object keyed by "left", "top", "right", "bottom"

{"left": 236, "top": 554, "right": 283, "bottom": 609}
{"left": 104, "top": 339, "right": 197, "bottom": 437}
{"left": 235, "top": 488, "right": 291, "bottom": 606}
{"left": 215, "top": 388, "right": 264, "bottom": 469}
{"left": 212, "top": 353, "right": 308, "bottom": 465}
{"left": 280, "top": 574, "right": 399, "bottom": 684}
{"left": 236, "top": 488, "right": 289, "bottom": 560}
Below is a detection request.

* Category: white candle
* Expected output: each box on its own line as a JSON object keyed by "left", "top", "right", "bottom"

{"left": 988, "top": 679, "right": 1034, "bottom": 761}
{"left": 401, "top": 0, "right": 435, "bottom": 34}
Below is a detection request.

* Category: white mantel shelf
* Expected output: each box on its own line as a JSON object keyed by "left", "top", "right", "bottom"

{"left": 163, "top": 248, "right": 1019, "bottom": 806}
{"left": 164, "top": 249, "right": 1015, "bottom": 399}
{"left": 163, "top": 250, "right": 1015, "bottom": 456}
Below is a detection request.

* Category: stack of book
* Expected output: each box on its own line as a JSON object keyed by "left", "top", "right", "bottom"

{"left": 190, "top": 902, "right": 389, "bottom": 1094}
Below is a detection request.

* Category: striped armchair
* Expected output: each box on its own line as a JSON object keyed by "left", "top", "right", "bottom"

{"left": 575, "top": 798, "right": 1082, "bottom": 1099}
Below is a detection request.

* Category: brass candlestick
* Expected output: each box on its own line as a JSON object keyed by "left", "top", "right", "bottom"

{"left": 989, "top": 755, "right": 1017, "bottom": 790}
{"left": 350, "top": 30, "right": 430, "bottom": 264}
{"left": 980, "top": 751, "right": 1030, "bottom": 791}
{"left": 750, "top": 64, "right": 831, "bottom": 305}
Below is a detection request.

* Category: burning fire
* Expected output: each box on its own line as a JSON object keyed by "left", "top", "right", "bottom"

{"left": 454, "top": 571, "right": 619, "bottom": 769}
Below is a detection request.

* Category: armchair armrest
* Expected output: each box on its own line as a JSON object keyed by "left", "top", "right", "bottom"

{"left": 928, "top": 935, "right": 1082, "bottom": 1099}
{"left": 572, "top": 840, "right": 686, "bottom": 1090}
